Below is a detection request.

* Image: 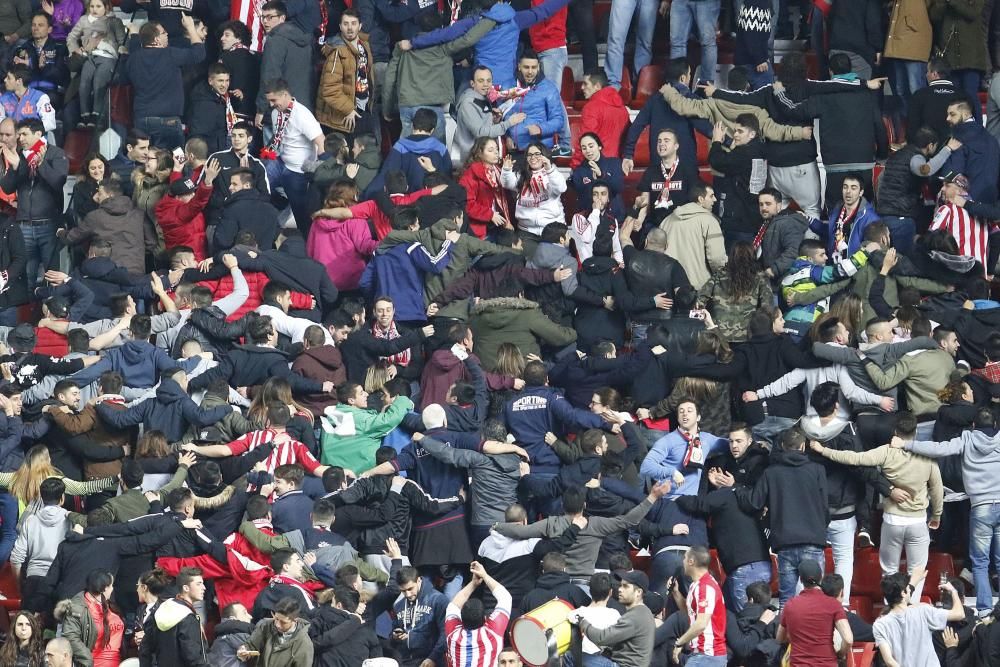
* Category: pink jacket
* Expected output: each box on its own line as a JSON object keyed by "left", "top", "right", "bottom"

{"left": 306, "top": 217, "right": 379, "bottom": 290}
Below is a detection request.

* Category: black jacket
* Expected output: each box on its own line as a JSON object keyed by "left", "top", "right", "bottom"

{"left": 229, "top": 237, "right": 339, "bottom": 316}
{"left": 737, "top": 450, "right": 829, "bottom": 550}
{"left": 218, "top": 48, "right": 260, "bottom": 118}
{"left": 341, "top": 325, "right": 425, "bottom": 384}
{"left": 0, "top": 145, "right": 68, "bottom": 223}
{"left": 828, "top": 0, "right": 883, "bottom": 65}
{"left": 189, "top": 344, "right": 324, "bottom": 395}
{"left": 549, "top": 354, "right": 636, "bottom": 410}
{"left": 709, "top": 136, "right": 766, "bottom": 235}
{"left": 204, "top": 148, "right": 270, "bottom": 221}
{"left": 309, "top": 605, "right": 382, "bottom": 667}
{"left": 213, "top": 189, "right": 281, "bottom": 252}
{"left": 519, "top": 571, "right": 592, "bottom": 614}
{"left": 572, "top": 256, "right": 628, "bottom": 349}
{"left": 185, "top": 81, "right": 231, "bottom": 155}
{"left": 732, "top": 334, "right": 812, "bottom": 423}
{"left": 172, "top": 306, "right": 256, "bottom": 358}
{"left": 74, "top": 256, "right": 149, "bottom": 320}
{"left": 620, "top": 245, "right": 691, "bottom": 323}
{"left": 908, "top": 79, "right": 980, "bottom": 143}
{"left": 876, "top": 143, "right": 924, "bottom": 218}
{"left": 712, "top": 85, "right": 816, "bottom": 168}
{"left": 139, "top": 597, "right": 210, "bottom": 667}
{"left": 0, "top": 219, "right": 27, "bottom": 310}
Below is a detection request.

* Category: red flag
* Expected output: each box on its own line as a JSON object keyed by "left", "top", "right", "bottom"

{"left": 231, "top": 0, "right": 266, "bottom": 52}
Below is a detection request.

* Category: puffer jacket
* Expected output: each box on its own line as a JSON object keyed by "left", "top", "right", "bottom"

{"left": 506, "top": 72, "right": 565, "bottom": 150}
{"left": 185, "top": 81, "right": 231, "bottom": 155}
{"left": 315, "top": 34, "right": 376, "bottom": 132}
{"left": 55, "top": 593, "right": 97, "bottom": 667}
{"left": 310, "top": 605, "right": 382, "bottom": 667}
{"left": 154, "top": 182, "right": 212, "bottom": 260}
{"left": 759, "top": 209, "right": 809, "bottom": 278}
{"left": 571, "top": 85, "right": 630, "bottom": 167}
{"left": 470, "top": 297, "right": 576, "bottom": 371}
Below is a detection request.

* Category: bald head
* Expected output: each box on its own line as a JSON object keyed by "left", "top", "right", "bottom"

{"left": 45, "top": 638, "right": 73, "bottom": 667}
{"left": 0, "top": 118, "right": 15, "bottom": 150}
{"left": 645, "top": 228, "right": 668, "bottom": 252}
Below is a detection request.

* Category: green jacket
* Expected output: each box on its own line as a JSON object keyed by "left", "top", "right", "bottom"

{"left": 56, "top": 593, "right": 96, "bottom": 667}
{"left": 862, "top": 348, "right": 956, "bottom": 417}
{"left": 72, "top": 465, "right": 190, "bottom": 527}
{"left": 698, "top": 270, "right": 774, "bottom": 342}
{"left": 244, "top": 618, "right": 314, "bottom": 667}
{"left": 320, "top": 396, "right": 414, "bottom": 473}
{"left": 383, "top": 18, "right": 497, "bottom": 112}
{"left": 382, "top": 218, "right": 518, "bottom": 319}
{"left": 469, "top": 297, "right": 576, "bottom": 370}
{"left": 929, "top": 0, "right": 989, "bottom": 73}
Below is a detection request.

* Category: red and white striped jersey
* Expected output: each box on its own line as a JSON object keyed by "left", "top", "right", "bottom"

{"left": 444, "top": 586, "right": 512, "bottom": 667}
{"left": 686, "top": 572, "right": 727, "bottom": 656}
{"left": 226, "top": 429, "right": 321, "bottom": 475}
{"left": 231, "top": 0, "right": 265, "bottom": 51}
{"left": 930, "top": 203, "right": 989, "bottom": 274}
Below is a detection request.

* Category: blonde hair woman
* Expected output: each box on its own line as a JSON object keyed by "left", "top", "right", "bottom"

{"left": 3, "top": 445, "right": 117, "bottom": 516}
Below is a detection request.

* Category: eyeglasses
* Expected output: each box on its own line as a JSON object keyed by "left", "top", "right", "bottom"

{"left": 526, "top": 152, "right": 543, "bottom": 158}
{"left": 261, "top": 13, "right": 280, "bottom": 20}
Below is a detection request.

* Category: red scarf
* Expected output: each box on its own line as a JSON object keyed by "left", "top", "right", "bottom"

{"left": 482, "top": 162, "right": 511, "bottom": 224}
{"left": 221, "top": 92, "right": 238, "bottom": 135}
{"left": 679, "top": 428, "right": 704, "bottom": 470}
{"left": 656, "top": 158, "right": 679, "bottom": 207}
{"left": 833, "top": 202, "right": 859, "bottom": 261}
{"left": 25, "top": 139, "right": 45, "bottom": 178}
{"left": 373, "top": 320, "right": 411, "bottom": 367}
{"left": 260, "top": 100, "right": 293, "bottom": 160}
{"left": 752, "top": 217, "right": 771, "bottom": 250}
{"left": 270, "top": 574, "right": 316, "bottom": 610}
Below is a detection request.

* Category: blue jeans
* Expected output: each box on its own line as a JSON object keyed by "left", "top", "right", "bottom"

{"left": 399, "top": 105, "right": 447, "bottom": 145}
{"left": 136, "top": 115, "right": 185, "bottom": 151}
{"left": 827, "top": 516, "right": 856, "bottom": 604}
{"left": 0, "top": 307, "right": 17, "bottom": 327}
{"left": 751, "top": 416, "right": 797, "bottom": 450}
{"left": 670, "top": 0, "right": 721, "bottom": 84}
{"left": 724, "top": 560, "right": 772, "bottom": 612}
{"left": 605, "top": 0, "right": 658, "bottom": 88}
{"left": 881, "top": 216, "right": 916, "bottom": 254}
{"left": 970, "top": 502, "right": 1000, "bottom": 611}
{"left": 889, "top": 59, "right": 927, "bottom": 110}
{"left": 746, "top": 65, "right": 774, "bottom": 90}
{"left": 777, "top": 545, "right": 825, "bottom": 607}
{"left": 687, "top": 655, "right": 728, "bottom": 666}
{"left": 953, "top": 69, "right": 983, "bottom": 102}
{"left": 650, "top": 549, "right": 685, "bottom": 593}
{"left": 538, "top": 47, "right": 572, "bottom": 145}
{"left": 20, "top": 221, "right": 56, "bottom": 288}
{"left": 265, "top": 158, "right": 310, "bottom": 238}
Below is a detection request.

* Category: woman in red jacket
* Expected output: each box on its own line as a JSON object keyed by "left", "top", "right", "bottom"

{"left": 458, "top": 137, "right": 512, "bottom": 240}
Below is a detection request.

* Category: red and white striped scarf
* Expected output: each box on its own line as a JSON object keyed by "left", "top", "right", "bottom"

{"left": 483, "top": 162, "right": 511, "bottom": 224}
{"left": 373, "top": 320, "right": 411, "bottom": 366}
{"left": 270, "top": 575, "right": 315, "bottom": 610}
{"left": 656, "top": 158, "right": 679, "bottom": 207}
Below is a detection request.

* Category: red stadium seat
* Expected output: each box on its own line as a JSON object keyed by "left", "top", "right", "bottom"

{"left": 696, "top": 132, "right": 711, "bottom": 166}
{"left": 921, "top": 552, "right": 956, "bottom": 603}
{"left": 851, "top": 548, "right": 882, "bottom": 598}
{"left": 709, "top": 549, "right": 725, "bottom": 585}
{"left": 619, "top": 69, "right": 633, "bottom": 107}
{"left": 109, "top": 84, "right": 133, "bottom": 128}
{"left": 632, "top": 65, "right": 665, "bottom": 108}
{"left": 633, "top": 127, "right": 651, "bottom": 168}
{"left": 698, "top": 166, "right": 713, "bottom": 185}
{"left": 62, "top": 129, "right": 93, "bottom": 175}
{"left": 848, "top": 596, "right": 874, "bottom": 623}
{"left": 561, "top": 67, "right": 576, "bottom": 106}
{"left": 852, "top": 643, "right": 876, "bottom": 667}
{"left": 630, "top": 548, "right": 652, "bottom": 574}
{"left": 0, "top": 562, "right": 21, "bottom": 614}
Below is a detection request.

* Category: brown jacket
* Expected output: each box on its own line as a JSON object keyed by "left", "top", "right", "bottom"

{"left": 315, "top": 35, "right": 376, "bottom": 132}
{"left": 65, "top": 195, "right": 148, "bottom": 275}
{"left": 290, "top": 345, "right": 347, "bottom": 414}
{"left": 884, "top": 0, "right": 933, "bottom": 62}
{"left": 49, "top": 401, "right": 133, "bottom": 480}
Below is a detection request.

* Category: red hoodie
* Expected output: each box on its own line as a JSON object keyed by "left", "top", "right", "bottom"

{"left": 571, "top": 85, "right": 631, "bottom": 168}
{"left": 528, "top": 0, "right": 568, "bottom": 54}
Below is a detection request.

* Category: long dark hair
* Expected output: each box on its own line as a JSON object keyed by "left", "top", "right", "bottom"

{"left": 724, "top": 242, "right": 760, "bottom": 300}
{"left": 0, "top": 611, "right": 44, "bottom": 666}
{"left": 516, "top": 141, "right": 551, "bottom": 187}
{"left": 86, "top": 569, "right": 117, "bottom": 649}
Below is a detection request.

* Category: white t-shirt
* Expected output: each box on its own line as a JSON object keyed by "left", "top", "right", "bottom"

{"left": 273, "top": 102, "right": 322, "bottom": 173}
{"left": 872, "top": 604, "right": 949, "bottom": 667}
{"left": 577, "top": 606, "right": 621, "bottom": 654}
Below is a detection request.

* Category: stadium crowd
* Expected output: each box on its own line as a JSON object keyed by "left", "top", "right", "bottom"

{"left": 0, "top": 0, "right": 997, "bottom": 664}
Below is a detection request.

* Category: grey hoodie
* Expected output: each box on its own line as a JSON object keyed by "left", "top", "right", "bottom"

{"left": 10, "top": 504, "right": 69, "bottom": 577}
{"left": 907, "top": 430, "right": 1000, "bottom": 507}
{"left": 420, "top": 435, "right": 520, "bottom": 526}
{"left": 528, "top": 242, "right": 578, "bottom": 296}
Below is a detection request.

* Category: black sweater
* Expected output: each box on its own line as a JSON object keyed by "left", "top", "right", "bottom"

{"left": 677, "top": 488, "right": 770, "bottom": 573}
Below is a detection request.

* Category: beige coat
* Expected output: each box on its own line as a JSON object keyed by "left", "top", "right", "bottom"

{"left": 884, "top": 0, "right": 933, "bottom": 62}
{"left": 659, "top": 202, "right": 727, "bottom": 289}
{"left": 315, "top": 34, "right": 376, "bottom": 132}
{"left": 660, "top": 85, "right": 810, "bottom": 143}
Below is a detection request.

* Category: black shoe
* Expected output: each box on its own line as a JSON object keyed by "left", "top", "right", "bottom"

{"left": 858, "top": 529, "right": 874, "bottom": 548}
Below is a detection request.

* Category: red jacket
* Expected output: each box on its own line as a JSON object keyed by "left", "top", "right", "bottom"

{"left": 34, "top": 323, "right": 68, "bottom": 356}
{"left": 571, "top": 86, "right": 631, "bottom": 168}
{"left": 529, "top": 0, "right": 567, "bottom": 53}
{"left": 198, "top": 271, "right": 313, "bottom": 322}
{"left": 349, "top": 189, "right": 435, "bottom": 240}
{"left": 154, "top": 183, "right": 213, "bottom": 260}
{"left": 459, "top": 162, "right": 508, "bottom": 239}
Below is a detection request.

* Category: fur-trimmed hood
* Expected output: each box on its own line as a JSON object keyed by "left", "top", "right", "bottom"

{"left": 470, "top": 296, "right": 541, "bottom": 316}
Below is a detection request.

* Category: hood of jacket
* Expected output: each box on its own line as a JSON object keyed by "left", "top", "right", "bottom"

{"left": 671, "top": 202, "right": 716, "bottom": 222}
{"left": 154, "top": 598, "right": 197, "bottom": 632}
{"left": 235, "top": 343, "right": 289, "bottom": 359}
{"left": 929, "top": 250, "right": 977, "bottom": 274}
{"left": 581, "top": 255, "right": 618, "bottom": 275}
{"left": 37, "top": 504, "right": 69, "bottom": 527}
{"left": 278, "top": 235, "right": 308, "bottom": 258}
{"left": 427, "top": 348, "right": 463, "bottom": 374}
{"left": 772, "top": 209, "right": 810, "bottom": 230}
{"left": 476, "top": 251, "right": 524, "bottom": 271}
{"left": 355, "top": 145, "right": 381, "bottom": 169}
{"left": 535, "top": 571, "right": 572, "bottom": 589}
{"left": 269, "top": 21, "right": 310, "bottom": 48}
{"left": 589, "top": 85, "right": 625, "bottom": 109}
{"left": 966, "top": 429, "right": 1000, "bottom": 461}
{"left": 483, "top": 3, "right": 516, "bottom": 22}
{"left": 798, "top": 415, "right": 850, "bottom": 441}
{"left": 118, "top": 340, "right": 154, "bottom": 365}
{"left": 81, "top": 256, "right": 124, "bottom": 280}
{"left": 299, "top": 345, "right": 343, "bottom": 372}
{"left": 773, "top": 449, "right": 813, "bottom": 467}
{"left": 395, "top": 135, "right": 448, "bottom": 157}
{"left": 471, "top": 296, "right": 541, "bottom": 318}
{"left": 530, "top": 242, "right": 572, "bottom": 270}
{"left": 213, "top": 618, "right": 253, "bottom": 637}
{"left": 100, "top": 194, "right": 135, "bottom": 217}
{"left": 155, "top": 378, "right": 188, "bottom": 405}
{"left": 225, "top": 188, "right": 270, "bottom": 208}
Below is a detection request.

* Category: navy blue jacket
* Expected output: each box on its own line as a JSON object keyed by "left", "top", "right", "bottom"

{"left": 503, "top": 387, "right": 606, "bottom": 473}
{"left": 393, "top": 427, "right": 477, "bottom": 527}
{"left": 124, "top": 36, "right": 206, "bottom": 119}
{"left": 96, "top": 379, "right": 232, "bottom": 443}
{"left": 570, "top": 157, "right": 626, "bottom": 220}
{"left": 271, "top": 489, "right": 315, "bottom": 536}
{"left": 944, "top": 119, "right": 1000, "bottom": 203}
{"left": 622, "top": 82, "right": 712, "bottom": 168}
{"left": 365, "top": 135, "right": 450, "bottom": 198}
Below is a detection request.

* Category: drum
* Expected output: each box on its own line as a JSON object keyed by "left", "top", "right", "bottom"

{"left": 510, "top": 598, "right": 574, "bottom": 667}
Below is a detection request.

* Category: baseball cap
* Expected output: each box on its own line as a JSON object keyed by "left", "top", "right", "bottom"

{"left": 939, "top": 170, "right": 969, "bottom": 189}
{"left": 798, "top": 559, "right": 823, "bottom": 587}
{"left": 615, "top": 569, "right": 650, "bottom": 591}
{"left": 169, "top": 178, "right": 198, "bottom": 196}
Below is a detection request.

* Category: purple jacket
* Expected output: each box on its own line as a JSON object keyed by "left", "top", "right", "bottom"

{"left": 52, "top": 0, "right": 84, "bottom": 42}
